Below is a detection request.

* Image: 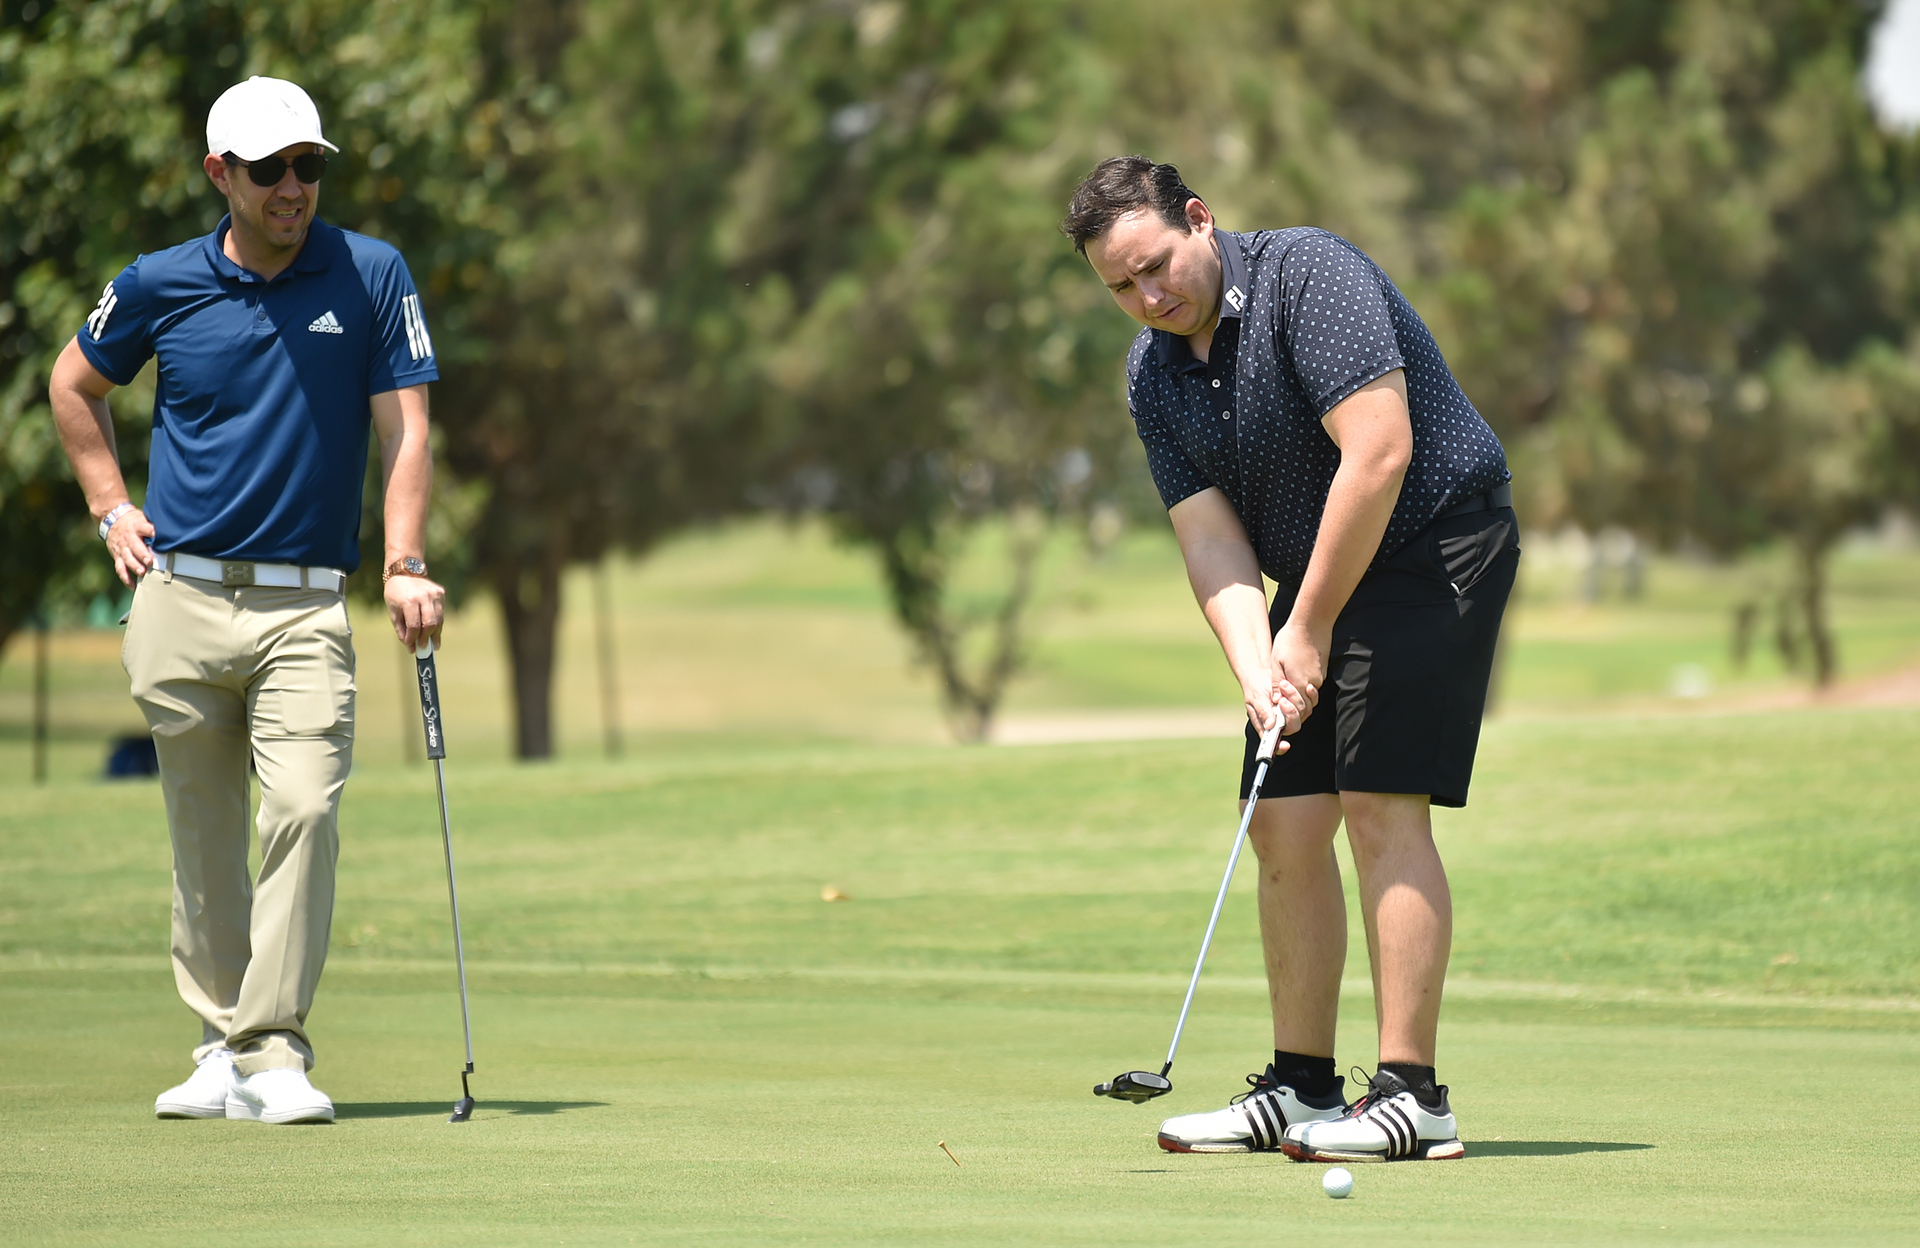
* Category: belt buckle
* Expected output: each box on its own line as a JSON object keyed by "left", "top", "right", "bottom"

{"left": 221, "top": 561, "right": 256, "bottom": 588}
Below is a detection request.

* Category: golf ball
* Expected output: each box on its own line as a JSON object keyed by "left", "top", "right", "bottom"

{"left": 1322, "top": 1167, "right": 1353, "bottom": 1199}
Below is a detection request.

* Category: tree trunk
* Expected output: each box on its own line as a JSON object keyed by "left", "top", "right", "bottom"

{"left": 494, "top": 557, "right": 565, "bottom": 759}
{"left": 879, "top": 519, "right": 1044, "bottom": 744}
{"left": 1794, "top": 539, "right": 1836, "bottom": 687}
{"left": 32, "top": 615, "right": 49, "bottom": 784}
{"left": 593, "top": 559, "right": 624, "bottom": 759}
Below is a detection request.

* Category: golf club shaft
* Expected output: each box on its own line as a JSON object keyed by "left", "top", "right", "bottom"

{"left": 1161, "top": 758, "right": 1266, "bottom": 1071}
{"left": 433, "top": 755, "right": 475, "bottom": 1069}
{"left": 414, "top": 641, "right": 475, "bottom": 1077}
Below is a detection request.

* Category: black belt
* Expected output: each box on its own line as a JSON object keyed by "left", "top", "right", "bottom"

{"left": 1437, "top": 482, "right": 1513, "bottom": 520}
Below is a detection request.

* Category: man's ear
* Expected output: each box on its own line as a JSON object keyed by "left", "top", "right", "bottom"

{"left": 203, "top": 153, "right": 233, "bottom": 197}
{"left": 1184, "top": 197, "right": 1212, "bottom": 234}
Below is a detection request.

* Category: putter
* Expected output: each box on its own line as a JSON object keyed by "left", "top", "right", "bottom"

{"left": 413, "top": 638, "right": 476, "bottom": 1124}
{"left": 1095, "top": 714, "right": 1284, "bottom": 1104}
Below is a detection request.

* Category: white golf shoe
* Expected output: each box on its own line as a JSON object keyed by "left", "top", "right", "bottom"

{"left": 153, "top": 1048, "right": 237, "bottom": 1119}
{"left": 1156, "top": 1065, "right": 1348, "bottom": 1153}
{"left": 225, "top": 1068, "right": 335, "bottom": 1124}
{"left": 1281, "top": 1067, "right": 1463, "bottom": 1162}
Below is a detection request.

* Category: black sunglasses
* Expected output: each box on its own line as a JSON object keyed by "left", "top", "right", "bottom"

{"left": 223, "top": 151, "right": 328, "bottom": 187}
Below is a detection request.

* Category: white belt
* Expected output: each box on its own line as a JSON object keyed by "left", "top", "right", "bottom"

{"left": 164, "top": 551, "right": 345, "bottom": 593}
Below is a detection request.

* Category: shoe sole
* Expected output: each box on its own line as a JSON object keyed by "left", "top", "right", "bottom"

{"left": 1157, "top": 1133, "right": 1266, "bottom": 1154}
{"left": 225, "top": 1098, "right": 334, "bottom": 1125}
{"left": 154, "top": 1102, "right": 227, "bottom": 1119}
{"left": 1280, "top": 1137, "right": 1465, "bottom": 1163}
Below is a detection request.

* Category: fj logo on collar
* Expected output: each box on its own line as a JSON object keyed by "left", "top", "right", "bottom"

{"left": 308, "top": 310, "right": 344, "bottom": 334}
{"left": 1224, "top": 285, "right": 1246, "bottom": 312}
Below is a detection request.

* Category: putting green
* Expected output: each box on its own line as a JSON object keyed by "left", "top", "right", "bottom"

{"left": 3, "top": 711, "right": 1917, "bottom": 1245}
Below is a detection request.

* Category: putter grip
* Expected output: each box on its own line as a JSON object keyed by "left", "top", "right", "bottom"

{"left": 1256, "top": 715, "right": 1283, "bottom": 762}
{"left": 413, "top": 641, "right": 447, "bottom": 760}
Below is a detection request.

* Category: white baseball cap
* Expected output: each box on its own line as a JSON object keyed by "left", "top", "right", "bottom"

{"left": 205, "top": 76, "right": 339, "bottom": 161}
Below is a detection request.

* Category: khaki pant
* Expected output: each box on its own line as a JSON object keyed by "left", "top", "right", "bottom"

{"left": 123, "top": 569, "right": 356, "bottom": 1075}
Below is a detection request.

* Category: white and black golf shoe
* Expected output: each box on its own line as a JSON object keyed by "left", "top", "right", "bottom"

{"left": 1156, "top": 1065, "right": 1348, "bottom": 1153}
{"left": 1281, "top": 1067, "right": 1463, "bottom": 1162}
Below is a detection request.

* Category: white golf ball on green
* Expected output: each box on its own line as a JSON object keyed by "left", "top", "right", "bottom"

{"left": 1322, "top": 1167, "right": 1353, "bottom": 1199}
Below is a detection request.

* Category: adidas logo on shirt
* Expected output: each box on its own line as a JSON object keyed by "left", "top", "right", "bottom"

{"left": 307, "top": 311, "right": 344, "bottom": 334}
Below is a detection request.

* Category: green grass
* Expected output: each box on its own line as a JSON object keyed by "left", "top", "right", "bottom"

{"left": 2, "top": 520, "right": 1918, "bottom": 1242}
{"left": 4, "top": 712, "right": 1919, "bottom": 1244}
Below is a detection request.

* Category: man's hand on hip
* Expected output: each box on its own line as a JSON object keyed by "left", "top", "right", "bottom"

{"left": 385, "top": 574, "right": 445, "bottom": 651}
{"left": 105, "top": 507, "right": 157, "bottom": 586}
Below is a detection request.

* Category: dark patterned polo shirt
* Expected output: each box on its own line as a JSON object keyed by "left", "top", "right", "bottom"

{"left": 1126, "top": 227, "right": 1509, "bottom": 586}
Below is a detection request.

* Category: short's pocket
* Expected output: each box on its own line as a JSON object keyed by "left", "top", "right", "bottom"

{"left": 1433, "top": 516, "right": 1519, "bottom": 597}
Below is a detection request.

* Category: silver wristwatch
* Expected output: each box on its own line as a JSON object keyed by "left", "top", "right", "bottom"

{"left": 98, "top": 502, "right": 135, "bottom": 541}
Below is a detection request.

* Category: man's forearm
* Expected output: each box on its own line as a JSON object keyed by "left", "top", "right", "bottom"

{"left": 379, "top": 437, "right": 431, "bottom": 564}
{"left": 1192, "top": 538, "right": 1274, "bottom": 694}
{"left": 1285, "top": 457, "right": 1405, "bottom": 635}
{"left": 1171, "top": 490, "right": 1273, "bottom": 695}
{"left": 373, "top": 385, "right": 433, "bottom": 565}
{"left": 48, "top": 343, "right": 131, "bottom": 519}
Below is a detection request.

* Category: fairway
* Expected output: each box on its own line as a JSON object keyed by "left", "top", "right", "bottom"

{"left": 4, "top": 710, "right": 1917, "bottom": 1245}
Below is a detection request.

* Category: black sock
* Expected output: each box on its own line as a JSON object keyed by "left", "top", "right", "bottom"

{"left": 1378, "top": 1061, "right": 1443, "bottom": 1110}
{"left": 1273, "top": 1050, "right": 1338, "bottom": 1098}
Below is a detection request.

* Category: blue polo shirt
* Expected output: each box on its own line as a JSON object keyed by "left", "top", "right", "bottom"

{"left": 77, "top": 216, "right": 438, "bottom": 572}
{"left": 1126, "top": 228, "right": 1509, "bottom": 586}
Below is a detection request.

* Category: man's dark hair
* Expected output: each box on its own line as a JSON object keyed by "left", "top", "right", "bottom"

{"left": 1059, "top": 156, "right": 1202, "bottom": 255}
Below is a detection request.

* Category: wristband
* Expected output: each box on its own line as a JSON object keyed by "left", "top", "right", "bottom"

{"left": 98, "top": 503, "right": 135, "bottom": 541}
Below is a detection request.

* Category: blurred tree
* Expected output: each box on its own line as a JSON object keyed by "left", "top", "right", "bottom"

{"left": 12, "top": 0, "right": 1913, "bottom": 733}
{"left": 704, "top": 0, "right": 1141, "bottom": 740}
{"left": 0, "top": 1, "right": 497, "bottom": 653}
{"left": 1258, "top": 0, "right": 1920, "bottom": 684}
{"left": 0, "top": 0, "right": 218, "bottom": 653}
{"left": 0, "top": 0, "right": 693, "bottom": 757}
{"left": 1535, "top": 0, "right": 1920, "bottom": 683}
{"left": 451, "top": 0, "right": 774, "bottom": 757}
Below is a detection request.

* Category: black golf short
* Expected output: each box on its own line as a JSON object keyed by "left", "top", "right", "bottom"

{"left": 1240, "top": 504, "right": 1520, "bottom": 808}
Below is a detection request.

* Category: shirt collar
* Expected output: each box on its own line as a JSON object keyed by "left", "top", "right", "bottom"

{"left": 1216, "top": 230, "right": 1249, "bottom": 319}
{"left": 1152, "top": 231, "right": 1248, "bottom": 370}
{"left": 204, "top": 215, "right": 337, "bottom": 283}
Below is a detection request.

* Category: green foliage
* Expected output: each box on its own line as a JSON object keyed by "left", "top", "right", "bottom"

{"left": 0, "top": 0, "right": 507, "bottom": 633}
{"left": 713, "top": 0, "right": 1137, "bottom": 737}
{"left": 6, "top": 0, "right": 1917, "bottom": 726}
{"left": 1275, "top": 0, "right": 1920, "bottom": 682}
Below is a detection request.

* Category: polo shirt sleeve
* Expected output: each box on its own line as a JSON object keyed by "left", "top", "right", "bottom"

{"left": 365, "top": 252, "right": 440, "bottom": 395}
{"left": 1130, "top": 390, "right": 1211, "bottom": 511}
{"left": 1276, "top": 233, "right": 1406, "bottom": 418}
{"left": 74, "top": 262, "right": 154, "bottom": 387}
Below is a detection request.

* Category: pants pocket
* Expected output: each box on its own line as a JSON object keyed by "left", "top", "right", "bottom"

{"left": 121, "top": 578, "right": 143, "bottom": 673}
{"left": 257, "top": 600, "right": 356, "bottom": 736}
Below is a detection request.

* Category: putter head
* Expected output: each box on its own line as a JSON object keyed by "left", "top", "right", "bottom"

{"left": 1093, "top": 1070, "right": 1172, "bottom": 1103}
{"left": 449, "top": 1095, "right": 475, "bottom": 1123}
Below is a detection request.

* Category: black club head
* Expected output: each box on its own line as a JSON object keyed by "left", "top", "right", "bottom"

{"left": 449, "top": 1096, "right": 475, "bottom": 1123}
{"left": 1093, "top": 1070, "right": 1172, "bottom": 1103}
